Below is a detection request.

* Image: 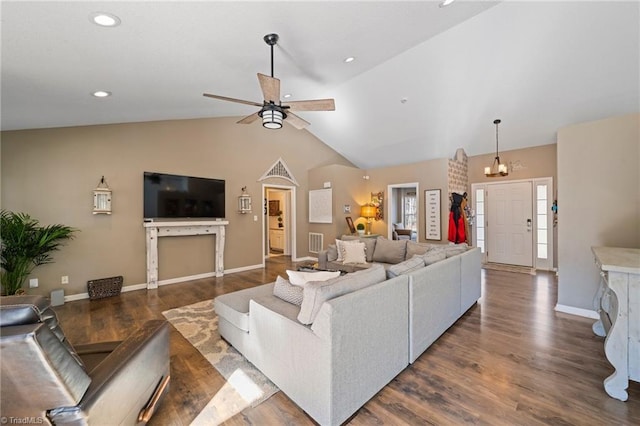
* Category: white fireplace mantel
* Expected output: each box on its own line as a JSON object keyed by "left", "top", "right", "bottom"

{"left": 143, "top": 220, "right": 228, "bottom": 289}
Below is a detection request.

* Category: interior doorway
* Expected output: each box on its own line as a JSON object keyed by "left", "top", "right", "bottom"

{"left": 263, "top": 185, "right": 295, "bottom": 259}
{"left": 387, "top": 182, "right": 419, "bottom": 241}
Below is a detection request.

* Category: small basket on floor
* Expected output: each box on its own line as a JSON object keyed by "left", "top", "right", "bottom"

{"left": 87, "top": 276, "right": 123, "bottom": 300}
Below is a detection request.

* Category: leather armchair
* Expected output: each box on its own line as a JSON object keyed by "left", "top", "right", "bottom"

{"left": 0, "top": 295, "right": 170, "bottom": 425}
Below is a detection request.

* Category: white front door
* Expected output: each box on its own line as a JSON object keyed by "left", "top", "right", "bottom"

{"left": 487, "top": 181, "right": 533, "bottom": 266}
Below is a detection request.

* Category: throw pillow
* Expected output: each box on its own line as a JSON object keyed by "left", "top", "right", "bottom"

{"left": 406, "top": 241, "right": 437, "bottom": 258}
{"left": 327, "top": 244, "right": 338, "bottom": 262}
{"left": 342, "top": 241, "right": 367, "bottom": 264}
{"left": 335, "top": 239, "right": 362, "bottom": 262}
{"left": 422, "top": 249, "right": 446, "bottom": 265}
{"left": 445, "top": 244, "right": 469, "bottom": 258}
{"left": 273, "top": 275, "right": 303, "bottom": 305}
{"left": 386, "top": 256, "right": 425, "bottom": 278}
{"left": 298, "top": 264, "right": 386, "bottom": 325}
{"left": 372, "top": 238, "right": 407, "bottom": 264}
{"left": 359, "top": 237, "right": 377, "bottom": 262}
{"left": 286, "top": 270, "right": 341, "bottom": 286}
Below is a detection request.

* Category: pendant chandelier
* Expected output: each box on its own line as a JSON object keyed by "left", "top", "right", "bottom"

{"left": 484, "top": 119, "right": 508, "bottom": 177}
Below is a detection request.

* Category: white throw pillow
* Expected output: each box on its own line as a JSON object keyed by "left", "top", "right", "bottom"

{"left": 341, "top": 241, "right": 367, "bottom": 264}
{"left": 286, "top": 270, "right": 341, "bottom": 287}
{"left": 336, "top": 239, "right": 363, "bottom": 262}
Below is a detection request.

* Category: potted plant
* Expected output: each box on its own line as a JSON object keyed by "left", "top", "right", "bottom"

{"left": 0, "top": 210, "right": 76, "bottom": 295}
{"left": 356, "top": 223, "right": 365, "bottom": 236}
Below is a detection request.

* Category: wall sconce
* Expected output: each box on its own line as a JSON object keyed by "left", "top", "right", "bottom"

{"left": 93, "top": 176, "right": 112, "bottom": 215}
{"left": 238, "top": 186, "right": 252, "bottom": 214}
{"left": 360, "top": 204, "right": 377, "bottom": 235}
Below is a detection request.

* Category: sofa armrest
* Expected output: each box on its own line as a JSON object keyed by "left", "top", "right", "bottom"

{"left": 317, "top": 250, "right": 329, "bottom": 269}
{"left": 460, "top": 247, "right": 482, "bottom": 312}
{"left": 311, "top": 276, "right": 409, "bottom": 425}
{"left": 48, "top": 320, "right": 171, "bottom": 425}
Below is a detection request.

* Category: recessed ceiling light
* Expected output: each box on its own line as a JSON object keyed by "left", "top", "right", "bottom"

{"left": 439, "top": 0, "right": 456, "bottom": 8}
{"left": 344, "top": 57, "right": 355, "bottom": 63}
{"left": 90, "top": 12, "right": 121, "bottom": 27}
{"left": 92, "top": 91, "right": 112, "bottom": 98}
{"left": 283, "top": 93, "right": 292, "bottom": 99}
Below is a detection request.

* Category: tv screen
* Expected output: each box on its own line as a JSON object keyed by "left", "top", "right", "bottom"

{"left": 143, "top": 172, "right": 225, "bottom": 219}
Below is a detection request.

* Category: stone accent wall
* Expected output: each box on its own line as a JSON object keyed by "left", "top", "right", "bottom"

{"left": 448, "top": 148, "right": 468, "bottom": 197}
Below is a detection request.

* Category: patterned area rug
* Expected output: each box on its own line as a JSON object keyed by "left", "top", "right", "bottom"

{"left": 162, "top": 299, "right": 279, "bottom": 425}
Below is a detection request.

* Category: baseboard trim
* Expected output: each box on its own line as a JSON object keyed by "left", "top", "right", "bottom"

{"left": 554, "top": 304, "right": 599, "bottom": 319}
{"left": 63, "top": 265, "right": 265, "bottom": 302}
{"left": 294, "top": 256, "right": 317, "bottom": 262}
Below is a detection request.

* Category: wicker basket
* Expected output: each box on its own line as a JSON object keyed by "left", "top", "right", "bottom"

{"left": 87, "top": 276, "right": 123, "bottom": 300}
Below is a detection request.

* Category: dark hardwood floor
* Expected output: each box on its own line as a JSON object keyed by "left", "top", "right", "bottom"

{"left": 54, "top": 257, "right": 640, "bottom": 425}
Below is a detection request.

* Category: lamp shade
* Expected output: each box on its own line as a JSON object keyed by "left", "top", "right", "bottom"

{"left": 360, "top": 205, "right": 377, "bottom": 219}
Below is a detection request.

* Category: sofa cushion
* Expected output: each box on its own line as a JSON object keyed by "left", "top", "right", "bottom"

{"left": 386, "top": 256, "right": 425, "bottom": 278}
{"left": 342, "top": 241, "right": 367, "bottom": 264}
{"left": 406, "top": 241, "right": 438, "bottom": 258}
{"left": 297, "top": 264, "right": 386, "bottom": 325}
{"left": 445, "top": 244, "right": 469, "bottom": 258}
{"left": 422, "top": 249, "right": 447, "bottom": 265}
{"left": 286, "top": 270, "right": 341, "bottom": 286}
{"left": 214, "top": 283, "right": 274, "bottom": 332}
{"left": 327, "top": 244, "right": 338, "bottom": 262}
{"left": 360, "top": 237, "right": 377, "bottom": 262}
{"left": 273, "top": 276, "right": 304, "bottom": 305}
{"left": 372, "top": 238, "right": 407, "bottom": 264}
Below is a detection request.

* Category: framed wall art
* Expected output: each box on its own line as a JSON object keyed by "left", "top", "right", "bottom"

{"left": 425, "top": 189, "right": 441, "bottom": 240}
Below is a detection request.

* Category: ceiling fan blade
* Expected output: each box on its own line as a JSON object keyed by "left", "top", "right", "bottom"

{"left": 285, "top": 112, "right": 311, "bottom": 130}
{"left": 283, "top": 98, "right": 335, "bottom": 111}
{"left": 257, "top": 73, "right": 280, "bottom": 102}
{"left": 237, "top": 111, "right": 261, "bottom": 124}
{"left": 203, "top": 93, "right": 263, "bottom": 107}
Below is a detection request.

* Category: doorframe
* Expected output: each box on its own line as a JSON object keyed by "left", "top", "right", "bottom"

{"left": 471, "top": 177, "right": 554, "bottom": 270}
{"left": 262, "top": 184, "right": 296, "bottom": 263}
{"left": 387, "top": 182, "right": 420, "bottom": 240}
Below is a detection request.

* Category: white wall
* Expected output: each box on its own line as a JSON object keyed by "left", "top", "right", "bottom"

{"left": 557, "top": 113, "right": 640, "bottom": 314}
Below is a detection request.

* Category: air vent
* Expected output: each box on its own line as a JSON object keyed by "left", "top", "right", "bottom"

{"left": 308, "top": 233, "right": 324, "bottom": 253}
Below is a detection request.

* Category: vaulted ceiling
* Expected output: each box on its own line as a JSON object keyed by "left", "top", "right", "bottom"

{"left": 2, "top": 1, "right": 638, "bottom": 169}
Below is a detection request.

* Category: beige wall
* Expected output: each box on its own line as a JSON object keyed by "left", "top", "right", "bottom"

{"left": 1, "top": 117, "right": 353, "bottom": 297}
{"left": 308, "top": 164, "right": 367, "bottom": 243}
{"left": 468, "top": 144, "right": 557, "bottom": 185}
{"left": 367, "top": 159, "right": 449, "bottom": 241}
{"left": 468, "top": 143, "right": 558, "bottom": 266}
{"left": 557, "top": 113, "right": 640, "bottom": 312}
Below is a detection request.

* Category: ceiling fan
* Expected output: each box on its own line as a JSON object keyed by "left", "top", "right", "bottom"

{"left": 203, "top": 33, "right": 335, "bottom": 130}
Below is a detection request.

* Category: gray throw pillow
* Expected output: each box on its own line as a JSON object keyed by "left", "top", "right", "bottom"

{"left": 445, "top": 244, "right": 469, "bottom": 258}
{"left": 406, "top": 241, "right": 437, "bottom": 258}
{"left": 327, "top": 244, "right": 338, "bottom": 262}
{"left": 273, "top": 275, "right": 303, "bottom": 306}
{"left": 372, "top": 238, "right": 407, "bottom": 264}
{"left": 386, "top": 255, "right": 425, "bottom": 278}
{"left": 358, "top": 237, "right": 377, "bottom": 262}
{"left": 422, "top": 249, "right": 446, "bottom": 265}
{"left": 298, "top": 264, "right": 386, "bottom": 325}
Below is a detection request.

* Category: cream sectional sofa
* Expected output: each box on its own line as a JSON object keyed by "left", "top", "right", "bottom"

{"left": 214, "top": 242, "right": 481, "bottom": 425}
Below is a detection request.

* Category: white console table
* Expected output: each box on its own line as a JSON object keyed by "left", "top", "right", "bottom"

{"left": 591, "top": 246, "right": 640, "bottom": 401}
{"left": 143, "top": 221, "right": 228, "bottom": 289}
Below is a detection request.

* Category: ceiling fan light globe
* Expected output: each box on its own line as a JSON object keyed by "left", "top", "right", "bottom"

{"left": 262, "top": 109, "right": 283, "bottom": 129}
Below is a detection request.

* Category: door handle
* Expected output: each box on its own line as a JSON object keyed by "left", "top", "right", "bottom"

{"left": 527, "top": 218, "right": 532, "bottom": 231}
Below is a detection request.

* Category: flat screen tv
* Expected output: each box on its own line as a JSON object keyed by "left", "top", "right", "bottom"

{"left": 143, "top": 172, "right": 225, "bottom": 219}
